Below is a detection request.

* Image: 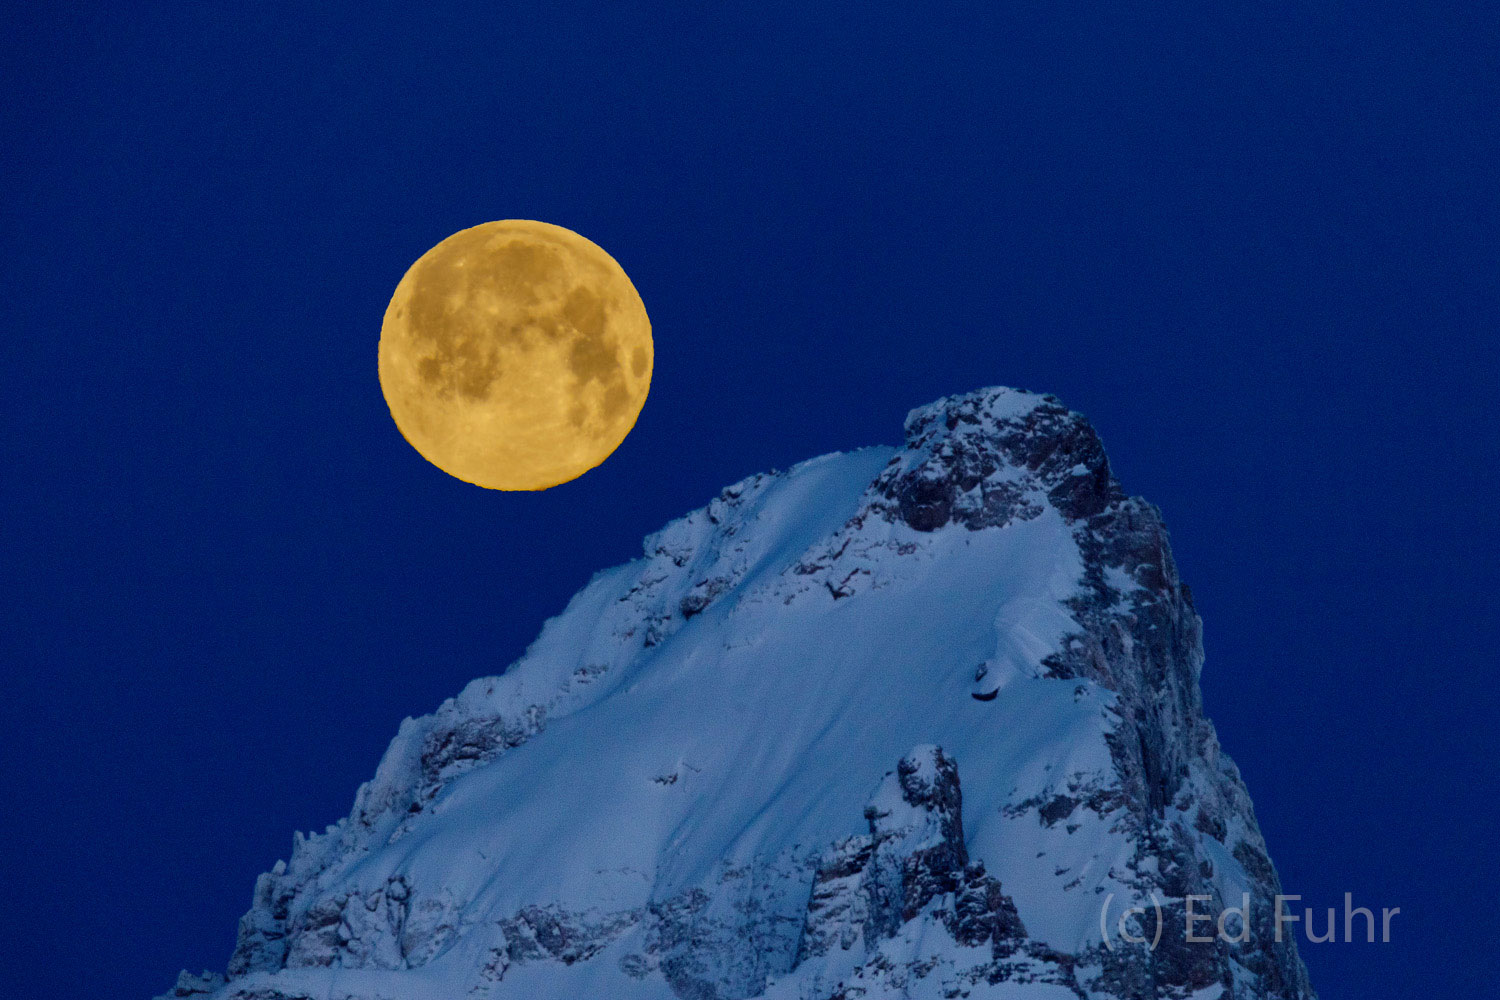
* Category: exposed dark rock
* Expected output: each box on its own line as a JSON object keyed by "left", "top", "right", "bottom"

{"left": 871, "top": 391, "right": 1120, "bottom": 533}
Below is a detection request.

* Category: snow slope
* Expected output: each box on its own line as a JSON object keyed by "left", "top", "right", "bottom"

{"left": 159, "top": 387, "right": 1314, "bottom": 1000}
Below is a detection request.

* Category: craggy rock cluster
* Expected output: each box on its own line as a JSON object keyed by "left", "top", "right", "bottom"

{"left": 870, "top": 390, "right": 1117, "bottom": 532}
{"left": 798, "top": 748, "right": 1036, "bottom": 965}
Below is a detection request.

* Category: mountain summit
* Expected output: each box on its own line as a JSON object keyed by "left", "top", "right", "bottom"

{"left": 161, "top": 387, "right": 1314, "bottom": 1000}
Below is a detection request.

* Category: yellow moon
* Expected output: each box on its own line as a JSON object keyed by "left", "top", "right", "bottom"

{"left": 378, "top": 220, "right": 652, "bottom": 490}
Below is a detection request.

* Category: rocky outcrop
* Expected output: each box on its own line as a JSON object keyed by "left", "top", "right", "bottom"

{"left": 783, "top": 747, "right": 1076, "bottom": 1000}
{"left": 871, "top": 390, "right": 1118, "bottom": 533}
{"left": 798, "top": 748, "right": 1031, "bottom": 957}
{"left": 158, "top": 972, "right": 227, "bottom": 998}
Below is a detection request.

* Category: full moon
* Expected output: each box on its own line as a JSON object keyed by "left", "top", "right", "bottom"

{"left": 378, "top": 220, "right": 652, "bottom": 490}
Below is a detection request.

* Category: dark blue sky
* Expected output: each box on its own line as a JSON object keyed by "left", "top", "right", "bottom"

{"left": 3, "top": 4, "right": 1496, "bottom": 998}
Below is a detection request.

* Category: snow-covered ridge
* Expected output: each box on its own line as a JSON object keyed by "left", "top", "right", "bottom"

{"left": 160, "top": 386, "right": 1314, "bottom": 1000}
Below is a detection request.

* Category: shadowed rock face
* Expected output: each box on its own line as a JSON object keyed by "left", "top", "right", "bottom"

{"left": 161, "top": 386, "right": 1313, "bottom": 1000}
{"left": 798, "top": 747, "right": 1034, "bottom": 966}
{"left": 871, "top": 390, "right": 1119, "bottom": 532}
{"left": 873, "top": 390, "right": 1312, "bottom": 1000}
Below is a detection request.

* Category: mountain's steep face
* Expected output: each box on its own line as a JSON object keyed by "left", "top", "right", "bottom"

{"left": 160, "top": 387, "right": 1313, "bottom": 1000}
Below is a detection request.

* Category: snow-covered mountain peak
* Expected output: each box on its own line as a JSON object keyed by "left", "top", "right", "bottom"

{"left": 160, "top": 387, "right": 1314, "bottom": 1000}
